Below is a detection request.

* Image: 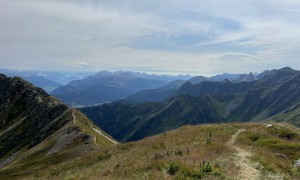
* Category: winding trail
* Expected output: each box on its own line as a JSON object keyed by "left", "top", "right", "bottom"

{"left": 72, "top": 112, "right": 85, "bottom": 132}
{"left": 72, "top": 111, "right": 118, "bottom": 144}
{"left": 227, "top": 129, "right": 261, "bottom": 180}
{"left": 72, "top": 112, "right": 76, "bottom": 125}
{"left": 91, "top": 127, "right": 118, "bottom": 145}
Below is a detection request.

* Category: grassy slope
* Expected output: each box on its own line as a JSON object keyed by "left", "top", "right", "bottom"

{"left": 0, "top": 75, "right": 119, "bottom": 179}
{"left": 267, "top": 108, "right": 300, "bottom": 127}
{"left": 81, "top": 94, "right": 228, "bottom": 142}
{"left": 236, "top": 122, "right": 300, "bottom": 179}
{"left": 72, "top": 109, "right": 118, "bottom": 147}
{"left": 0, "top": 109, "right": 117, "bottom": 179}
{"left": 1, "top": 122, "right": 298, "bottom": 179}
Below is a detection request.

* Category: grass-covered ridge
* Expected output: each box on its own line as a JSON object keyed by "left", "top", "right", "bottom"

{"left": 0, "top": 74, "right": 118, "bottom": 179}
{"left": 1, "top": 122, "right": 298, "bottom": 179}
{"left": 0, "top": 108, "right": 118, "bottom": 178}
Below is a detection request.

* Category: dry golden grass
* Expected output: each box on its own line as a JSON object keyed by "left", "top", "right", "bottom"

{"left": 1, "top": 122, "right": 299, "bottom": 179}
{"left": 24, "top": 123, "right": 239, "bottom": 179}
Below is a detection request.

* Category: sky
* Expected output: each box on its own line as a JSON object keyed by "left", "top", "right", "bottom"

{"left": 1, "top": 0, "right": 300, "bottom": 75}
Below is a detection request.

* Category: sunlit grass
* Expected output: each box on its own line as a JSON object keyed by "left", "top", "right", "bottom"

{"left": 236, "top": 122, "right": 300, "bottom": 178}
{"left": 1, "top": 122, "right": 299, "bottom": 179}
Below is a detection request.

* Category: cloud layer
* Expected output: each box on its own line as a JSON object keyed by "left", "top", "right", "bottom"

{"left": 1, "top": 0, "right": 300, "bottom": 75}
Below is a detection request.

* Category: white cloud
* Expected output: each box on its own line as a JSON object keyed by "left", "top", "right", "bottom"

{"left": 0, "top": 0, "right": 300, "bottom": 75}
{"left": 75, "top": 62, "right": 90, "bottom": 66}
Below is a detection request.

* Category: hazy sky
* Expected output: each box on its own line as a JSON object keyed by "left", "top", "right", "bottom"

{"left": 1, "top": 0, "right": 300, "bottom": 75}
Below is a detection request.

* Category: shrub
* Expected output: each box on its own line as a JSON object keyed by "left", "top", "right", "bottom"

{"left": 205, "top": 132, "right": 212, "bottom": 144}
{"left": 97, "top": 153, "right": 111, "bottom": 161}
{"left": 168, "top": 162, "right": 180, "bottom": 175}
{"left": 249, "top": 134, "right": 260, "bottom": 142}
{"left": 278, "top": 132, "right": 297, "bottom": 140}
{"left": 181, "top": 161, "right": 215, "bottom": 179}
{"left": 191, "top": 172, "right": 203, "bottom": 179}
{"left": 200, "top": 162, "right": 212, "bottom": 173}
{"left": 268, "top": 127, "right": 298, "bottom": 140}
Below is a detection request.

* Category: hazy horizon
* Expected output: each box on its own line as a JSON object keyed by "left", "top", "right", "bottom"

{"left": 1, "top": 66, "right": 295, "bottom": 78}
{"left": 1, "top": 0, "right": 300, "bottom": 75}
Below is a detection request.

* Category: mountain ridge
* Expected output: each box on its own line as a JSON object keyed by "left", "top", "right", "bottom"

{"left": 0, "top": 74, "right": 117, "bottom": 172}
{"left": 1, "top": 69, "right": 300, "bottom": 179}
{"left": 80, "top": 67, "right": 300, "bottom": 142}
{"left": 51, "top": 71, "right": 191, "bottom": 106}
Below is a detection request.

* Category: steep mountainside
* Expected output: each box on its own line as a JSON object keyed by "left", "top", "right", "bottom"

{"left": 0, "top": 72, "right": 299, "bottom": 179}
{"left": 22, "top": 76, "right": 62, "bottom": 93}
{"left": 232, "top": 72, "right": 256, "bottom": 83}
{"left": 0, "top": 69, "right": 94, "bottom": 93}
{"left": 188, "top": 73, "right": 242, "bottom": 84}
{"left": 0, "top": 68, "right": 88, "bottom": 85}
{"left": 80, "top": 67, "right": 300, "bottom": 142}
{"left": 125, "top": 73, "right": 243, "bottom": 103}
{"left": 125, "top": 80, "right": 185, "bottom": 103}
{"left": 51, "top": 71, "right": 179, "bottom": 106}
{"left": 256, "top": 69, "right": 277, "bottom": 79}
{"left": 0, "top": 74, "right": 117, "bottom": 173}
{"left": 229, "top": 73, "right": 300, "bottom": 122}
{"left": 209, "top": 73, "right": 241, "bottom": 81}
{"left": 187, "top": 75, "right": 209, "bottom": 84}
{"left": 175, "top": 80, "right": 254, "bottom": 97}
{"left": 81, "top": 94, "right": 229, "bottom": 142}
{"left": 268, "top": 105, "right": 300, "bottom": 127}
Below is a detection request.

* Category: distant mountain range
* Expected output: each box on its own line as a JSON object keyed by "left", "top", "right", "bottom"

{"left": 0, "top": 68, "right": 269, "bottom": 104}
{"left": 0, "top": 69, "right": 300, "bottom": 179}
{"left": 0, "top": 69, "right": 92, "bottom": 92}
{"left": 0, "top": 73, "right": 116, "bottom": 171}
{"left": 1, "top": 68, "right": 260, "bottom": 106}
{"left": 51, "top": 71, "right": 192, "bottom": 106}
{"left": 125, "top": 72, "right": 257, "bottom": 103}
{"left": 21, "top": 76, "right": 62, "bottom": 93}
{"left": 80, "top": 67, "right": 300, "bottom": 142}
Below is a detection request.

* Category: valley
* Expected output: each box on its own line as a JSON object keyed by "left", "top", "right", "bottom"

{"left": 80, "top": 67, "right": 300, "bottom": 142}
{"left": 2, "top": 1, "right": 300, "bottom": 179}
{"left": 0, "top": 68, "right": 300, "bottom": 179}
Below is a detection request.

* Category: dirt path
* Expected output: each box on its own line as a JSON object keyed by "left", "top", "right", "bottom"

{"left": 72, "top": 112, "right": 76, "bottom": 125}
{"left": 227, "top": 129, "right": 261, "bottom": 180}
{"left": 72, "top": 111, "right": 118, "bottom": 144}
{"left": 91, "top": 127, "right": 118, "bottom": 144}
